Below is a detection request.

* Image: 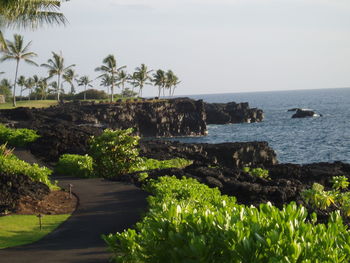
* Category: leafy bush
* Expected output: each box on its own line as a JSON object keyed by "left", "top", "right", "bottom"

{"left": 0, "top": 146, "right": 55, "bottom": 189}
{"left": 243, "top": 167, "right": 270, "bottom": 179}
{"left": 89, "top": 128, "right": 143, "bottom": 178}
{"left": 131, "top": 158, "right": 192, "bottom": 173}
{"left": 302, "top": 183, "right": 336, "bottom": 210}
{"left": 0, "top": 125, "right": 40, "bottom": 147}
{"left": 55, "top": 154, "right": 94, "bottom": 178}
{"left": 331, "top": 176, "right": 349, "bottom": 190}
{"left": 104, "top": 176, "right": 350, "bottom": 262}
{"left": 302, "top": 178, "right": 350, "bottom": 216}
{"left": 74, "top": 89, "right": 108, "bottom": 100}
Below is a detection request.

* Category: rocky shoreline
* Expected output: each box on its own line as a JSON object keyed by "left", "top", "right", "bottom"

{"left": 1, "top": 98, "right": 349, "bottom": 224}
{"left": 0, "top": 98, "right": 264, "bottom": 161}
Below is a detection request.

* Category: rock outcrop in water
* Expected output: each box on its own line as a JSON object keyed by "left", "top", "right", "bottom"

{"left": 290, "top": 108, "right": 320, "bottom": 118}
{"left": 204, "top": 102, "right": 264, "bottom": 124}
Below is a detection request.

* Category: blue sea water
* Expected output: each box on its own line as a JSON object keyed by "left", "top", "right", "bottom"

{"left": 174, "top": 88, "right": 350, "bottom": 164}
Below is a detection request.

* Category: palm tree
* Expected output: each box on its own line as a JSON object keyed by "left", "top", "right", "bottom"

{"left": 0, "top": 34, "right": 37, "bottom": 106}
{"left": 24, "top": 76, "right": 34, "bottom": 100}
{"left": 48, "top": 80, "right": 63, "bottom": 97}
{"left": 99, "top": 74, "right": 113, "bottom": 96}
{"left": 165, "top": 70, "right": 181, "bottom": 96}
{"left": 41, "top": 51, "right": 75, "bottom": 101}
{"left": 63, "top": 68, "right": 78, "bottom": 95}
{"left": 95, "top": 55, "right": 125, "bottom": 102}
{"left": 116, "top": 69, "right": 128, "bottom": 97}
{"left": 31, "top": 74, "right": 40, "bottom": 100}
{"left": 152, "top": 69, "right": 166, "bottom": 98}
{"left": 17, "top": 75, "right": 27, "bottom": 100}
{"left": 171, "top": 75, "right": 180, "bottom": 96}
{"left": 0, "top": 0, "right": 67, "bottom": 50}
{"left": 77, "top": 75, "right": 93, "bottom": 100}
{"left": 37, "top": 77, "right": 48, "bottom": 100}
{"left": 132, "top": 64, "right": 152, "bottom": 97}
{"left": 0, "top": 78, "right": 12, "bottom": 101}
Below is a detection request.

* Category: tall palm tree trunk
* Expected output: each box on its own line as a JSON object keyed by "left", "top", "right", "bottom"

{"left": 84, "top": 85, "right": 87, "bottom": 100}
{"left": 172, "top": 87, "right": 176, "bottom": 96}
{"left": 111, "top": 86, "right": 114, "bottom": 102}
{"left": 57, "top": 75, "right": 60, "bottom": 101}
{"left": 19, "top": 87, "right": 23, "bottom": 101}
{"left": 13, "top": 60, "right": 20, "bottom": 107}
{"left": 121, "top": 83, "right": 125, "bottom": 98}
{"left": 158, "top": 87, "right": 161, "bottom": 98}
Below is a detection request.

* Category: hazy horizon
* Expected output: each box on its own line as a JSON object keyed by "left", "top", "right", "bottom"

{"left": 1, "top": 0, "right": 350, "bottom": 97}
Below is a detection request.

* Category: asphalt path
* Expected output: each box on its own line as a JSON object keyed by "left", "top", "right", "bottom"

{"left": 0, "top": 150, "right": 148, "bottom": 263}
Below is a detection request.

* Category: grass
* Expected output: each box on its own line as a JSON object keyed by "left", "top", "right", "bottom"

{"left": 0, "top": 100, "right": 58, "bottom": 109}
{"left": 0, "top": 214, "right": 70, "bottom": 249}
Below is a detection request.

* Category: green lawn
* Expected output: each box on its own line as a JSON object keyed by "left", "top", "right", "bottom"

{"left": 0, "top": 100, "right": 58, "bottom": 109}
{"left": 0, "top": 214, "right": 70, "bottom": 249}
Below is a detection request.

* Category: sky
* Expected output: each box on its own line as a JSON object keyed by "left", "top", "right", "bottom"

{"left": 1, "top": 0, "right": 350, "bottom": 96}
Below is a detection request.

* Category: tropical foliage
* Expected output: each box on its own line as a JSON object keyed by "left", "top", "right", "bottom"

{"left": 242, "top": 167, "right": 270, "bottom": 179}
{"left": 0, "top": 78, "right": 12, "bottom": 100}
{"left": 0, "top": 34, "right": 37, "bottom": 106}
{"left": 131, "top": 64, "right": 152, "bottom": 97}
{"left": 77, "top": 75, "right": 93, "bottom": 100}
{"left": 0, "top": 0, "right": 66, "bottom": 50}
{"left": 0, "top": 124, "right": 40, "bottom": 147}
{"left": 104, "top": 176, "right": 350, "bottom": 263}
{"left": 41, "top": 51, "right": 75, "bottom": 101}
{"left": 55, "top": 154, "right": 94, "bottom": 178}
{"left": 302, "top": 177, "right": 350, "bottom": 216}
{"left": 88, "top": 128, "right": 143, "bottom": 178}
{"left": 0, "top": 143, "right": 55, "bottom": 189}
{"left": 95, "top": 55, "right": 125, "bottom": 102}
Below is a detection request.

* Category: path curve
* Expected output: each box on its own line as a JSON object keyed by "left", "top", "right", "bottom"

{"left": 0, "top": 150, "right": 148, "bottom": 263}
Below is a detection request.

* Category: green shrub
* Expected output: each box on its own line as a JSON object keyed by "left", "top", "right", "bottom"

{"left": 88, "top": 128, "right": 143, "bottom": 178}
{"left": 0, "top": 125, "right": 40, "bottom": 147}
{"left": 302, "top": 178, "right": 350, "bottom": 217}
{"left": 0, "top": 149, "right": 55, "bottom": 189}
{"left": 131, "top": 158, "right": 192, "bottom": 173}
{"left": 331, "top": 176, "right": 349, "bottom": 190}
{"left": 243, "top": 167, "right": 270, "bottom": 179}
{"left": 55, "top": 154, "right": 94, "bottom": 178}
{"left": 104, "top": 176, "right": 350, "bottom": 263}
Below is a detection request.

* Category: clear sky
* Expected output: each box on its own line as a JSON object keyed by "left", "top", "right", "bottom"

{"left": 1, "top": 0, "right": 350, "bottom": 96}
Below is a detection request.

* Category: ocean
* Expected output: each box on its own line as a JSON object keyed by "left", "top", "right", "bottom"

{"left": 172, "top": 88, "right": 350, "bottom": 164}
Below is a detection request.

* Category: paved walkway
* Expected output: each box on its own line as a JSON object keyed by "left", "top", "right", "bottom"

{"left": 0, "top": 151, "right": 148, "bottom": 262}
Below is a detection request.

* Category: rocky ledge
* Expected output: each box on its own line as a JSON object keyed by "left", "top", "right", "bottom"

{"left": 140, "top": 140, "right": 277, "bottom": 168}
{"left": 0, "top": 98, "right": 263, "bottom": 161}
{"left": 0, "top": 172, "right": 49, "bottom": 214}
{"left": 205, "top": 102, "right": 264, "bottom": 124}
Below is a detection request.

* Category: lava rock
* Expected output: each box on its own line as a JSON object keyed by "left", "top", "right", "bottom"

{"left": 292, "top": 109, "right": 317, "bottom": 118}
{"left": 0, "top": 172, "right": 50, "bottom": 213}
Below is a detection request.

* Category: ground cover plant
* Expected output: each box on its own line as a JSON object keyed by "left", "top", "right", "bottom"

{"left": 0, "top": 125, "right": 40, "bottom": 147}
{"left": 0, "top": 214, "right": 70, "bottom": 249}
{"left": 132, "top": 157, "right": 193, "bottom": 172}
{"left": 243, "top": 167, "right": 270, "bottom": 179}
{"left": 0, "top": 144, "right": 56, "bottom": 189}
{"left": 55, "top": 154, "right": 94, "bottom": 178}
{"left": 104, "top": 176, "right": 350, "bottom": 263}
